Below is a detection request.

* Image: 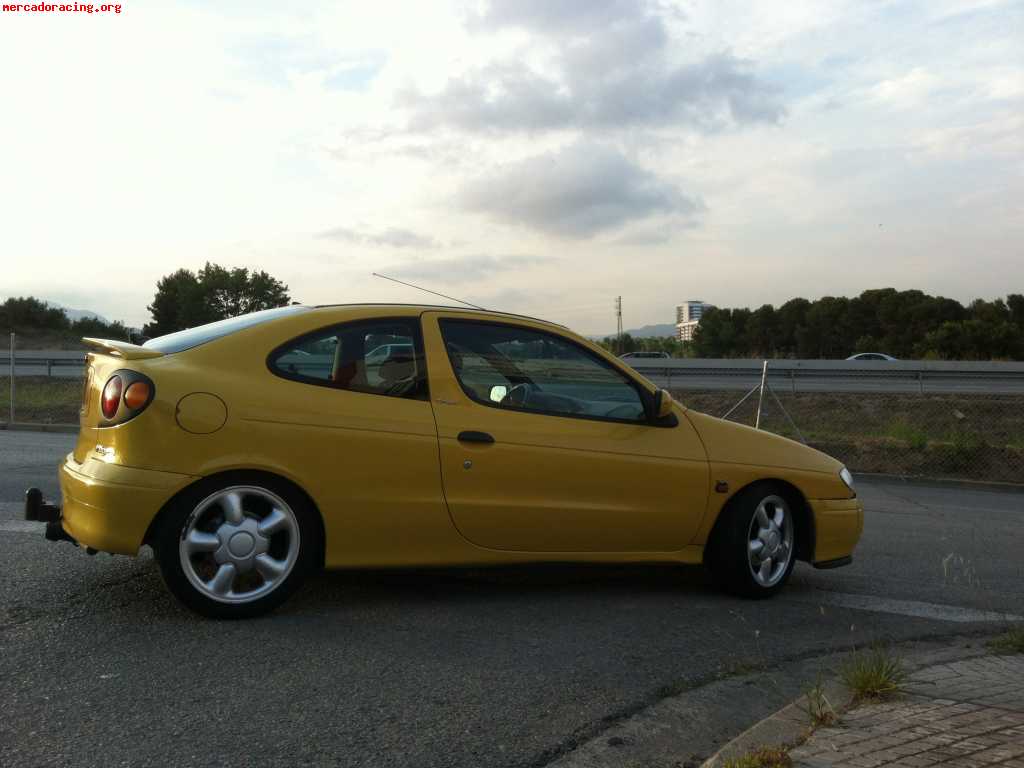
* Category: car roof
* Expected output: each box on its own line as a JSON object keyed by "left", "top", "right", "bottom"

{"left": 310, "top": 303, "right": 569, "bottom": 330}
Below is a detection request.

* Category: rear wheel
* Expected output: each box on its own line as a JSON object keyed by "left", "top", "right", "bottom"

{"left": 708, "top": 483, "right": 798, "bottom": 598}
{"left": 155, "top": 475, "right": 320, "bottom": 618}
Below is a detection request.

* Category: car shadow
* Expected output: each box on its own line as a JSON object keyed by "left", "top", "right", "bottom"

{"left": 285, "top": 561, "right": 719, "bottom": 614}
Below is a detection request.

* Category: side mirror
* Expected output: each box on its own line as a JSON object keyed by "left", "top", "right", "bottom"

{"left": 489, "top": 384, "right": 508, "bottom": 403}
{"left": 652, "top": 388, "right": 675, "bottom": 420}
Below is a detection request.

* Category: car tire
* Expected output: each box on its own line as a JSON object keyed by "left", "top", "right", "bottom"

{"left": 154, "top": 473, "right": 321, "bottom": 619}
{"left": 708, "top": 482, "right": 799, "bottom": 599}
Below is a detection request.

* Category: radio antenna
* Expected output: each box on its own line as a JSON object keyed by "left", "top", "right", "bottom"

{"left": 372, "top": 272, "right": 487, "bottom": 310}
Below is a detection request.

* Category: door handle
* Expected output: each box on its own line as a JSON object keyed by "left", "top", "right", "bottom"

{"left": 457, "top": 431, "right": 495, "bottom": 444}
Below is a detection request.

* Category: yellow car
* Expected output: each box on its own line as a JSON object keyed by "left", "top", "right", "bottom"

{"left": 25, "top": 305, "right": 863, "bottom": 618}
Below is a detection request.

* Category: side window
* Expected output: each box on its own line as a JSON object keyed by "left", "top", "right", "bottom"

{"left": 270, "top": 319, "right": 427, "bottom": 399}
{"left": 439, "top": 320, "right": 647, "bottom": 423}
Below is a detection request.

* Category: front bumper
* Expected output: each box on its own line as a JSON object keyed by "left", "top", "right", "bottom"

{"left": 809, "top": 497, "right": 864, "bottom": 566}
{"left": 38, "top": 453, "right": 195, "bottom": 555}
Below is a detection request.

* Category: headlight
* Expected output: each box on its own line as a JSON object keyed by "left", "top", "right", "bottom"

{"left": 839, "top": 467, "right": 856, "bottom": 495}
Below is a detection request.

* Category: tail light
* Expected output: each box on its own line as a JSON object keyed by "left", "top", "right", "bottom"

{"left": 124, "top": 381, "right": 151, "bottom": 409}
{"left": 99, "top": 370, "right": 155, "bottom": 425}
{"left": 101, "top": 376, "right": 123, "bottom": 419}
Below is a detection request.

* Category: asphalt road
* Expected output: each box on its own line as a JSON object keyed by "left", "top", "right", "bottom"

{"left": 1, "top": 431, "right": 1022, "bottom": 768}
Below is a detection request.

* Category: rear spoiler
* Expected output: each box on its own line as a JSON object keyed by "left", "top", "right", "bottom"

{"left": 82, "top": 337, "right": 164, "bottom": 360}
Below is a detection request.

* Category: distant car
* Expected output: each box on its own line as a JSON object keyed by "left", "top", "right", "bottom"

{"left": 25, "top": 304, "right": 862, "bottom": 618}
{"left": 845, "top": 353, "right": 897, "bottom": 361}
{"left": 620, "top": 351, "right": 670, "bottom": 360}
{"left": 366, "top": 342, "right": 413, "bottom": 365}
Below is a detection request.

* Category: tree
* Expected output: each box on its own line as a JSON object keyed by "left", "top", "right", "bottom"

{"left": 0, "top": 297, "right": 69, "bottom": 332}
{"left": 144, "top": 263, "right": 291, "bottom": 337}
{"left": 683, "top": 290, "right": 1023, "bottom": 360}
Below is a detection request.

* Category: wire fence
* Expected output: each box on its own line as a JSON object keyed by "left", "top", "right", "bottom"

{"left": 638, "top": 360, "right": 1024, "bottom": 486}
{"left": 678, "top": 387, "right": 1024, "bottom": 485}
{"left": 3, "top": 341, "right": 1023, "bottom": 485}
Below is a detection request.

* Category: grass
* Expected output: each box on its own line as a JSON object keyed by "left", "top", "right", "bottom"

{"left": 988, "top": 628, "right": 1024, "bottom": 655}
{"left": 723, "top": 746, "right": 793, "bottom": 768}
{"left": 801, "top": 675, "right": 837, "bottom": 727}
{"left": 886, "top": 419, "right": 928, "bottom": 450}
{"left": 673, "top": 389, "right": 1024, "bottom": 483}
{"left": 0, "top": 376, "right": 81, "bottom": 424}
{"left": 839, "top": 646, "right": 906, "bottom": 701}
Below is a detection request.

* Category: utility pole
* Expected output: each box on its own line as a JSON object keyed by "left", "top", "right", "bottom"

{"left": 9, "top": 332, "right": 14, "bottom": 425}
{"left": 615, "top": 296, "right": 623, "bottom": 355}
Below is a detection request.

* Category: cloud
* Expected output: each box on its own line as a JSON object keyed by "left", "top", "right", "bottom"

{"left": 866, "top": 67, "right": 940, "bottom": 107}
{"left": 385, "top": 253, "right": 553, "bottom": 283}
{"left": 458, "top": 142, "right": 701, "bottom": 238}
{"left": 402, "top": 3, "right": 783, "bottom": 135}
{"left": 231, "top": 36, "right": 386, "bottom": 91}
{"left": 317, "top": 226, "right": 439, "bottom": 249}
{"left": 469, "top": 0, "right": 648, "bottom": 34}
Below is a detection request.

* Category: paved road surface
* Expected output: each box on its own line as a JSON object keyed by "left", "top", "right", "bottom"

{"left": 1, "top": 431, "right": 1022, "bottom": 768}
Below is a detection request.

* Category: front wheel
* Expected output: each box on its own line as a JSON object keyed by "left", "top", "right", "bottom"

{"left": 154, "top": 475, "right": 320, "bottom": 619}
{"left": 708, "top": 483, "right": 798, "bottom": 598}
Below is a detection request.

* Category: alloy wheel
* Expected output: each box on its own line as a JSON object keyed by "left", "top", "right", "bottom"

{"left": 178, "top": 485, "right": 301, "bottom": 604}
{"left": 747, "top": 494, "right": 794, "bottom": 588}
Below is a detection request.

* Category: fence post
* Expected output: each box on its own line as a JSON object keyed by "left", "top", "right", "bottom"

{"left": 46, "top": 357, "right": 52, "bottom": 377}
{"left": 918, "top": 371, "right": 924, "bottom": 395}
{"left": 755, "top": 360, "right": 768, "bottom": 430}
{"left": 9, "top": 332, "right": 14, "bottom": 424}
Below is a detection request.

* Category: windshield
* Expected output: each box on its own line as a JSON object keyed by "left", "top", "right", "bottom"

{"left": 143, "top": 306, "right": 310, "bottom": 354}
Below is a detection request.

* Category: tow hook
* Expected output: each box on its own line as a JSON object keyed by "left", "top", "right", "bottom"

{"left": 25, "top": 487, "right": 79, "bottom": 547}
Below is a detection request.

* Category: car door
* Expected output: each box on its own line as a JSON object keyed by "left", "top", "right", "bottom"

{"left": 265, "top": 315, "right": 451, "bottom": 565}
{"left": 422, "top": 312, "right": 709, "bottom": 553}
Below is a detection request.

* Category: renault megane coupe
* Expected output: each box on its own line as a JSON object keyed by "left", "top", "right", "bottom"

{"left": 26, "top": 304, "right": 863, "bottom": 618}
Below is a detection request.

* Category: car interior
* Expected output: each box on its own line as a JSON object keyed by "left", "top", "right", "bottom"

{"left": 443, "top": 328, "right": 647, "bottom": 422}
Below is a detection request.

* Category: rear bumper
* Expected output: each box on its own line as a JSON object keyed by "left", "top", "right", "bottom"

{"left": 809, "top": 497, "right": 863, "bottom": 566}
{"left": 57, "top": 453, "right": 195, "bottom": 555}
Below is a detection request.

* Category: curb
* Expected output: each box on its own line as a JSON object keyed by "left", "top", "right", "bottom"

{"left": 699, "top": 676, "right": 850, "bottom": 768}
{"left": 699, "top": 637, "right": 1003, "bottom": 768}
{"left": 0, "top": 422, "right": 78, "bottom": 434}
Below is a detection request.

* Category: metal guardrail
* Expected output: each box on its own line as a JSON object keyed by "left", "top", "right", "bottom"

{"left": 627, "top": 359, "right": 1024, "bottom": 395}
{"left": 2, "top": 353, "right": 85, "bottom": 376}
{"left": 626, "top": 358, "right": 1024, "bottom": 375}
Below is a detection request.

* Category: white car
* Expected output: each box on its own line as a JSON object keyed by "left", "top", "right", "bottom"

{"left": 846, "top": 352, "right": 897, "bottom": 361}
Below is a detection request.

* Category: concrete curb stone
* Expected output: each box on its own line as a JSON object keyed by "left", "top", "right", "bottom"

{"left": 700, "top": 638, "right": 1013, "bottom": 768}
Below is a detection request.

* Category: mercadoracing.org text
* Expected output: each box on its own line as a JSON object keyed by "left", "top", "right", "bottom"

{"left": 3, "top": 3, "right": 122, "bottom": 13}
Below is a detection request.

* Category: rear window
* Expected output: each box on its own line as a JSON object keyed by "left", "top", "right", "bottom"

{"left": 143, "top": 306, "right": 309, "bottom": 354}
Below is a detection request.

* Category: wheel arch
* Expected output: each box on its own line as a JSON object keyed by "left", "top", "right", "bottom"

{"left": 142, "top": 468, "right": 327, "bottom": 569}
{"left": 706, "top": 477, "right": 815, "bottom": 563}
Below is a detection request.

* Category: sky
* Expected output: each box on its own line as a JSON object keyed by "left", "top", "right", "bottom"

{"left": 1, "top": 0, "right": 1022, "bottom": 335}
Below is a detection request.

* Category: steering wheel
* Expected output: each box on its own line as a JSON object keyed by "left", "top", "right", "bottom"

{"left": 501, "top": 382, "right": 534, "bottom": 408}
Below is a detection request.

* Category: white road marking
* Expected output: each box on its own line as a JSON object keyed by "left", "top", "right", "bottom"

{"left": 786, "top": 590, "right": 1022, "bottom": 623}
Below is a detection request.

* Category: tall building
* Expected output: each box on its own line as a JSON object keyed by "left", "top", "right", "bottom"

{"left": 676, "top": 300, "right": 713, "bottom": 342}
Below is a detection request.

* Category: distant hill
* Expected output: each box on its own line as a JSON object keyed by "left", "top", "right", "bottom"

{"left": 589, "top": 323, "right": 676, "bottom": 340}
{"left": 45, "top": 301, "right": 110, "bottom": 325}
